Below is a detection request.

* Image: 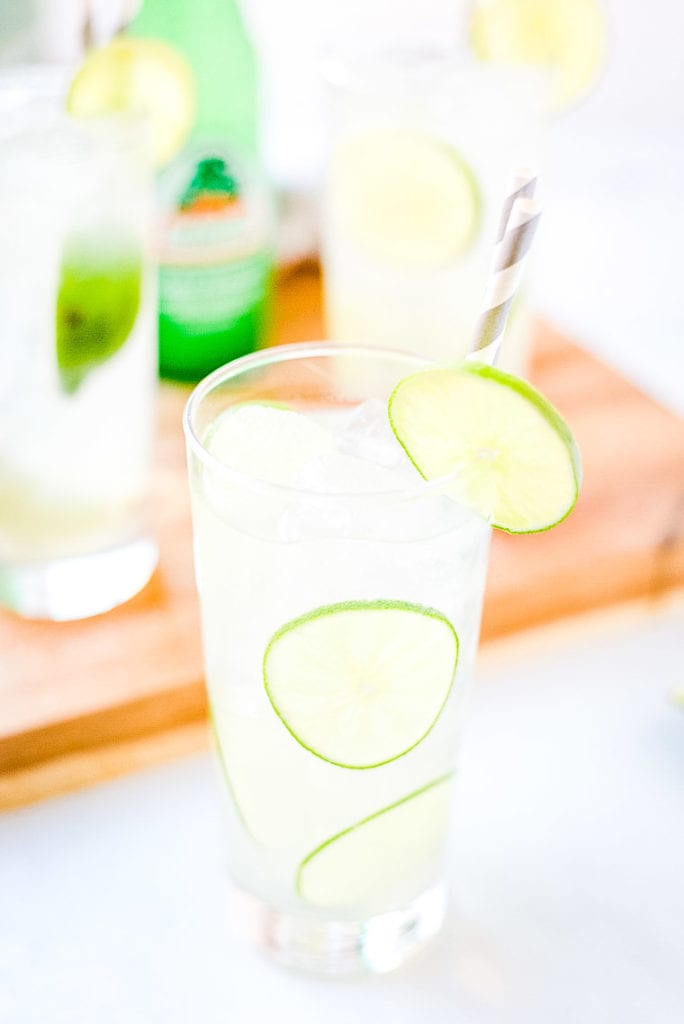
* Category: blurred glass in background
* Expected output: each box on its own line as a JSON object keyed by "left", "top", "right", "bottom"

{"left": 0, "top": 67, "right": 157, "bottom": 620}
{"left": 0, "top": 0, "right": 275, "bottom": 384}
{"left": 249, "top": 0, "right": 683, "bottom": 411}
{"left": 3, "top": 0, "right": 681, "bottom": 412}
{"left": 320, "top": 47, "right": 543, "bottom": 373}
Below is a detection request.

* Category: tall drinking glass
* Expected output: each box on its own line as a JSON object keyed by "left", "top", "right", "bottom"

{"left": 184, "top": 344, "right": 491, "bottom": 973}
{"left": 321, "top": 49, "right": 543, "bottom": 374}
{"left": 0, "top": 70, "right": 157, "bottom": 620}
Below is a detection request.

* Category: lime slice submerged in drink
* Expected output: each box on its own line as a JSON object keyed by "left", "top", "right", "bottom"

{"left": 297, "top": 775, "right": 453, "bottom": 910}
{"left": 388, "top": 362, "right": 581, "bottom": 533}
{"left": 264, "top": 600, "right": 459, "bottom": 769}
{"left": 330, "top": 131, "right": 481, "bottom": 268}
{"left": 56, "top": 231, "right": 142, "bottom": 393}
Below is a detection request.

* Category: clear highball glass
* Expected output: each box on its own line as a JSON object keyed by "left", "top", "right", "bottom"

{"left": 184, "top": 344, "right": 491, "bottom": 973}
{"left": 0, "top": 68, "right": 158, "bottom": 620}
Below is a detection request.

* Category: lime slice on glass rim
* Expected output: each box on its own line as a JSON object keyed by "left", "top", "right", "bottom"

{"left": 67, "top": 37, "right": 195, "bottom": 167}
{"left": 297, "top": 775, "right": 453, "bottom": 909}
{"left": 263, "top": 600, "right": 459, "bottom": 770}
{"left": 469, "top": 0, "right": 607, "bottom": 111}
{"left": 389, "top": 362, "right": 581, "bottom": 534}
{"left": 330, "top": 131, "right": 481, "bottom": 267}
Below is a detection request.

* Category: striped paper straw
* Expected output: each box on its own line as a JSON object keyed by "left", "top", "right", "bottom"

{"left": 470, "top": 196, "right": 542, "bottom": 365}
{"left": 495, "top": 166, "right": 538, "bottom": 243}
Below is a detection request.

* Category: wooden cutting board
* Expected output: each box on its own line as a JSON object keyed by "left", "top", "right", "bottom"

{"left": 2, "top": 262, "right": 684, "bottom": 808}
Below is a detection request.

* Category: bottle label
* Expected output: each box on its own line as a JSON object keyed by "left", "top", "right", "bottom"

{"left": 159, "top": 251, "right": 270, "bottom": 332}
{"left": 157, "top": 148, "right": 272, "bottom": 332}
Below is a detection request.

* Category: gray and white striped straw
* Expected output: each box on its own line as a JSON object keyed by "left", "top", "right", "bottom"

{"left": 495, "top": 166, "right": 538, "bottom": 242}
{"left": 470, "top": 195, "right": 542, "bottom": 365}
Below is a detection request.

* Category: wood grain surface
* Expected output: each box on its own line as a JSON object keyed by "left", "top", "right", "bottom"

{"left": 2, "top": 263, "right": 683, "bottom": 808}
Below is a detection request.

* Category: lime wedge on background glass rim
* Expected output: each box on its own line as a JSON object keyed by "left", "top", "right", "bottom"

{"left": 263, "top": 600, "right": 459, "bottom": 769}
{"left": 67, "top": 37, "right": 195, "bottom": 167}
{"left": 330, "top": 130, "right": 481, "bottom": 267}
{"left": 297, "top": 775, "right": 453, "bottom": 909}
{"left": 468, "top": 0, "right": 607, "bottom": 110}
{"left": 56, "top": 230, "right": 142, "bottom": 393}
{"left": 388, "top": 362, "right": 581, "bottom": 534}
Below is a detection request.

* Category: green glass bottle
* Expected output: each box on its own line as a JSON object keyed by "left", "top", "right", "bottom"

{"left": 128, "top": 0, "right": 273, "bottom": 381}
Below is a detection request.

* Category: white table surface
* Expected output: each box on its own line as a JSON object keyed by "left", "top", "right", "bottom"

{"left": 2, "top": 606, "right": 683, "bottom": 1023}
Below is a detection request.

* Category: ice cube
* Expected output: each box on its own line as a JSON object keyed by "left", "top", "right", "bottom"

{"left": 206, "top": 405, "right": 335, "bottom": 486}
{"left": 291, "top": 452, "right": 416, "bottom": 495}
{"left": 278, "top": 453, "right": 428, "bottom": 543}
{"left": 199, "top": 405, "right": 336, "bottom": 540}
{"left": 335, "top": 399, "right": 407, "bottom": 468}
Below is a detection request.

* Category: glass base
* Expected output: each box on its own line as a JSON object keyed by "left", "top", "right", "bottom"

{"left": 0, "top": 535, "right": 158, "bottom": 621}
{"left": 234, "top": 883, "right": 447, "bottom": 975}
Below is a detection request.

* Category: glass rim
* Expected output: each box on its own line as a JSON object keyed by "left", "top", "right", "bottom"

{"left": 319, "top": 43, "right": 472, "bottom": 96}
{"left": 319, "top": 43, "right": 549, "bottom": 112}
{"left": 320, "top": 41, "right": 457, "bottom": 87}
{"left": 183, "top": 342, "right": 480, "bottom": 513}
